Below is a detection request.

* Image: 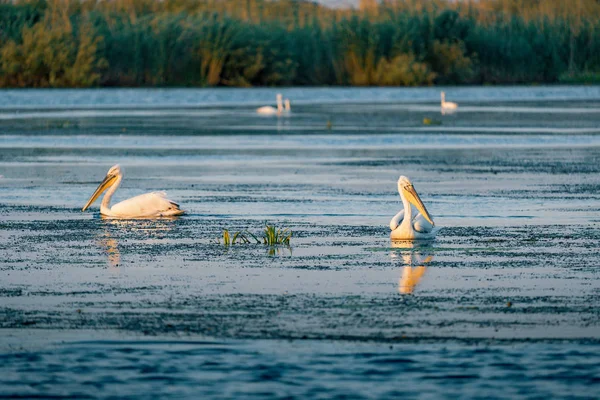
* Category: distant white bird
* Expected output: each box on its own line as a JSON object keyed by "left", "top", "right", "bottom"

{"left": 82, "top": 165, "right": 184, "bottom": 218}
{"left": 390, "top": 176, "right": 436, "bottom": 240}
{"left": 441, "top": 91, "right": 458, "bottom": 115}
{"left": 283, "top": 99, "right": 291, "bottom": 114}
{"left": 257, "top": 93, "right": 283, "bottom": 115}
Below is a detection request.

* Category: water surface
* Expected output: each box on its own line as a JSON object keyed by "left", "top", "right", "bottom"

{"left": 1, "top": 86, "right": 599, "bottom": 398}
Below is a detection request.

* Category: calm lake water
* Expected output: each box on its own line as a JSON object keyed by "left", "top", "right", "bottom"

{"left": 1, "top": 86, "right": 600, "bottom": 398}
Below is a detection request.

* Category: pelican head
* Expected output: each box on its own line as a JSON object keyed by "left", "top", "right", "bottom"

{"left": 82, "top": 164, "right": 122, "bottom": 211}
{"left": 440, "top": 91, "right": 445, "bottom": 102}
{"left": 398, "top": 176, "right": 434, "bottom": 226}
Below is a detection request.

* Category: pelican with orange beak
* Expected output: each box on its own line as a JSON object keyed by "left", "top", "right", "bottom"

{"left": 82, "top": 165, "right": 184, "bottom": 218}
{"left": 389, "top": 176, "right": 436, "bottom": 240}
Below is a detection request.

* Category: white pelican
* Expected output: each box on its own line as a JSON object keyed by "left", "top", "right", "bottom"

{"left": 256, "top": 93, "right": 283, "bottom": 115}
{"left": 441, "top": 91, "right": 457, "bottom": 115}
{"left": 284, "top": 99, "right": 291, "bottom": 113}
{"left": 390, "top": 176, "right": 435, "bottom": 240}
{"left": 82, "top": 165, "right": 184, "bottom": 218}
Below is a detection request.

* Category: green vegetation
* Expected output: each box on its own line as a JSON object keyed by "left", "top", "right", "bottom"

{"left": 221, "top": 224, "right": 292, "bottom": 246}
{"left": 558, "top": 71, "right": 600, "bottom": 84}
{"left": 263, "top": 225, "right": 292, "bottom": 246}
{"left": 422, "top": 117, "right": 442, "bottom": 125}
{"left": 1, "top": 0, "right": 600, "bottom": 87}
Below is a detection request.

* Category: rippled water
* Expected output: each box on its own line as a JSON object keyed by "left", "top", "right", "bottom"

{"left": 2, "top": 338, "right": 600, "bottom": 399}
{"left": 1, "top": 86, "right": 600, "bottom": 398}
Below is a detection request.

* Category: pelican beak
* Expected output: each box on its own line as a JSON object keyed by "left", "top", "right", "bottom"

{"left": 403, "top": 184, "right": 435, "bottom": 226}
{"left": 82, "top": 174, "right": 116, "bottom": 211}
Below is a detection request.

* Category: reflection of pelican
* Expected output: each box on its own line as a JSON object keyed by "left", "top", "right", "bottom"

{"left": 390, "top": 176, "right": 435, "bottom": 240}
{"left": 391, "top": 241, "right": 433, "bottom": 294}
{"left": 400, "top": 265, "right": 427, "bottom": 294}
{"left": 97, "top": 231, "right": 121, "bottom": 270}
{"left": 441, "top": 91, "right": 458, "bottom": 115}
{"left": 97, "top": 219, "right": 176, "bottom": 268}
{"left": 257, "top": 94, "right": 283, "bottom": 115}
{"left": 82, "top": 165, "right": 184, "bottom": 218}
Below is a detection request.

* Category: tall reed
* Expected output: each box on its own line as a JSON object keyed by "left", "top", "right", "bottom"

{"left": 1, "top": 0, "right": 599, "bottom": 87}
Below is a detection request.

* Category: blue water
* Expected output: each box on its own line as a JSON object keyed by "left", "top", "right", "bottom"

{"left": 1, "top": 340, "right": 599, "bottom": 399}
{"left": 1, "top": 85, "right": 600, "bottom": 109}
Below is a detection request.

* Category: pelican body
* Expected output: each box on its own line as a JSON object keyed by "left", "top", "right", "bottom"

{"left": 441, "top": 91, "right": 458, "bottom": 115}
{"left": 82, "top": 165, "right": 184, "bottom": 218}
{"left": 390, "top": 176, "right": 435, "bottom": 240}
{"left": 257, "top": 94, "right": 283, "bottom": 115}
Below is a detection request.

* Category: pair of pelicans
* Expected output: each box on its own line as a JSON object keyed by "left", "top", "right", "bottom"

{"left": 82, "top": 165, "right": 436, "bottom": 240}
{"left": 256, "top": 94, "right": 291, "bottom": 115}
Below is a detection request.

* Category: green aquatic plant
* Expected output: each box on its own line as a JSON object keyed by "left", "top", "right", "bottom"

{"left": 222, "top": 229, "right": 231, "bottom": 246}
{"left": 263, "top": 225, "right": 292, "bottom": 246}
{"left": 220, "top": 224, "right": 292, "bottom": 247}
{"left": 221, "top": 229, "right": 253, "bottom": 246}
{"left": 423, "top": 117, "right": 442, "bottom": 126}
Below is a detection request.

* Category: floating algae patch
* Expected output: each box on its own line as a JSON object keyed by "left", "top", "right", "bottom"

{"left": 2, "top": 209, "right": 599, "bottom": 340}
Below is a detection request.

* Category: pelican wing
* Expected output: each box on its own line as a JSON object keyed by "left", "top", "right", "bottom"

{"left": 110, "top": 191, "right": 183, "bottom": 218}
{"left": 413, "top": 212, "right": 434, "bottom": 233}
{"left": 390, "top": 210, "right": 405, "bottom": 231}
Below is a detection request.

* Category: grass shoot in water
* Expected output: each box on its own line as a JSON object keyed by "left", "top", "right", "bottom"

{"left": 220, "top": 224, "right": 291, "bottom": 247}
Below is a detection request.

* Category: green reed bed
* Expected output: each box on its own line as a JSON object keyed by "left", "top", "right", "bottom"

{"left": 1, "top": 0, "right": 600, "bottom": 87}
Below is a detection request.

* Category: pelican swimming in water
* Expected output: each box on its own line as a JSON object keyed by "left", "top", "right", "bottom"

{"left": 440, "top": 91, "right": 458, "bottom": 115}
{"left": 256, "top": 93, "right": 283, "bottom": 115}
{"left": 82, "top": 165, "right": 184, "bottom": 218}
{"left": 389, "top": 176, "right": 435, "bottom": 240}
